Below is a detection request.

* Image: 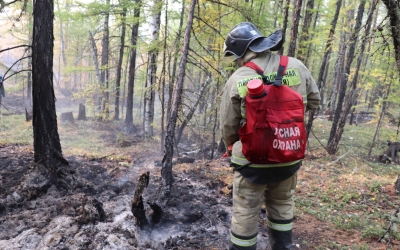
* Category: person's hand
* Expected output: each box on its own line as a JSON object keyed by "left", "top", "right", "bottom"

{"left": 222, "top": 145, "right": 233, "bottom": 157}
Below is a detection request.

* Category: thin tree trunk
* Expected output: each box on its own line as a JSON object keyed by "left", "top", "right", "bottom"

{"left": 88, "top": 31, "right": 102, "bottom": 109}
{"left": 306, "top": 0, "right": 342, "bottom": 139}
{"left": 176, "top": 74, "right": 211, "bottom": 144}
{"left": 160, "top": 0, "right": 196, "bottom": 199}
{"left": 144, "top": 0, "right": 162, "bottom": 137}
{"left": 168, "top": 0, "right": 185, "bottom": 121}
{"left": 297, "top": 0, "right": 314, "bottom": 62}
{"left": 114, "top": 3, "right": 127, "bottom": 120}
{"left": 382, "top": 0, "right": 400, "bottom": 73}
{"left": 125, "top": 0, "right": 141, "bottom": 126}
{"left": 287, "top": 0, "right": 303, "bottom": 57}
{"left": 278, "top": 0, "right": 291, "bottom": 55}
{"left": 327, "top": 0, "right": 366, "bottom": 154}
{"left": 32, "top": 0, "right": 68, "bottom": 180}
{"left": 160, "top": 0, "right": 168, "bottom": 151}
{"left": 100, "top": 0, "right": 110, "bottom": 118}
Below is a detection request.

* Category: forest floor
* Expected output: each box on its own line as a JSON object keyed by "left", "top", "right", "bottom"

{"left": 0, "top": 93, "right": 400, "bottom": 250}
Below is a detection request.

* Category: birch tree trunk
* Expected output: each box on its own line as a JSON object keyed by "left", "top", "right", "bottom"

{"left": 160, "top": 0, "right": 196, "bottom": 199}
{"left": 305, "top": 0, "right": 342, "bottom": 139}
{"left": 143, "top": 0, "right": 162, "bottom": 137}
{"left": 114, "top": 3, "right": 127, "bottom": 120}
{"left": 327, "top": 0, "right": 366, "bottom": 155}
{"left": 125, "top": 0, "right": 141, "bottom": 126}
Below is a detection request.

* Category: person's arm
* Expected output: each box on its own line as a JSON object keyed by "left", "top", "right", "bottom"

{"left": 220, "top": 79, "right": 242, "bottom": 149}
{"left": 303, "top": 66, "right": 320, "bottom": 112}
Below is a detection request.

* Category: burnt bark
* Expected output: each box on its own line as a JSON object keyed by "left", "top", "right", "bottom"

{"left": 306, "top": 0, "right": 342, "bottom": 139}
{"left": 125, "top": 0, "right": 142, "bottom": 126}
{"left": 131, "top": 172, "right": 150, "bottom": 227}
{"left": 32, "top": 0, "right": 69, "bottom": 181}
{"left": 161, "top": 0, "right": 196, "bottom": 199}
{"left": 378, "top": 141, "right": 400, "bottom": 163}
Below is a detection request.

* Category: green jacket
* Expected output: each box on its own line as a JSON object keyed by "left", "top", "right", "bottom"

{"left": 220, "top": 51, "right": 320, "bottom": 173}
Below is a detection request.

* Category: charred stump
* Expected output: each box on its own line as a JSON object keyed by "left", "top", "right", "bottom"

{"left": 77, "top": 103, "right": 87, "bottom": 120}
{"left": 60, "top": 112, "right": 74, "bottom": 123}
{"left": 25, "top": 108, "right": 32, "bottom": 122}
{"left": 378, "top": 141, "right": 400, "bottom": 163}
{"left": 131, "top": 171, "right": 150, "bottom": 227}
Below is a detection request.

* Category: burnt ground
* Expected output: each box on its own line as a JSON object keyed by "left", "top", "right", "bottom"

{"left": 1, "top": 94, "right": 399, "bottom": 249}
{"left": 0, "top": 144, "right": 330, "bottom": 250}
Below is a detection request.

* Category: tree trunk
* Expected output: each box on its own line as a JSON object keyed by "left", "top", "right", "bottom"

{"left": 100, "top": 0, "right": 110, "bottom": 118}
{"left": 382, "top": 0, "right": 400, "bottom": 73}
{"left": 32, "top": 0, "right": 69, "bottom": 180}
{"left": 327, "top": 0, "right": 366, "bottom": 155}
{"left": 160, "top": 0, "right": 196, "bottom": 199}
{"left": 305, "top": 0, "right": 342, "bottom": 139}
{"left": 144, "top": 0, "right": 162, "bottom": 137}
{"left": 287, "top": 0, "right": 303, "bottom": 57}
{"left": 88, "top": 31, "right": 102, "bottom": 109}
{"left": 77, "top": 103, "right": 86, "bottom": 120}
{"left": 160, "top": 0, "right": 168, "bottom": 152}
{"left": 297, "top": 0, "right": 314, "bottom": 62}
{"left": 125, "top": 0, "right": 142, "bottom": 126}
{"left": 176, "top": 74, "right": 211, "bottom": 145}
{"left": 114, "top": 3, "right": 127, "bottom": 120}
{"left": 168, "top": 0, "right": 185, "bottom": 121}
{"left": 278, "top": 0, "right": 291, "bottom": 55}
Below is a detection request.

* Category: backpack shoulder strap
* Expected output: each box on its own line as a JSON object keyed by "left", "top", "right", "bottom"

{"left": 273, "top": 55, "right": 289, "bottom": 86}
{"left": 244, "top": 62, "right": 271, "bottom": 84}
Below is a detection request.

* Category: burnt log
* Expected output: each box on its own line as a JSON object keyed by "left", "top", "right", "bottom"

{"left": 77, "top": 103, "right": 87, "bottom": 120}
{"left": 378, "top": 141, "right": 400, "bottom": 163}
{"left": 60, "top": 112, "right": 74, "bottom": 123}
{"left": 131, "top": 171, "right": 150, "bottom": 227}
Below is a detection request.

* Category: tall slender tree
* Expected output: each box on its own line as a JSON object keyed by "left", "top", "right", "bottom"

{"left": 144, "top": 0, "right": 163, "bottom": 137}
{"left": 160, "top": 0, "right": 197, "bottom": 199}
{"left": 125, "top": 0, "right": 142, "bottom": 126}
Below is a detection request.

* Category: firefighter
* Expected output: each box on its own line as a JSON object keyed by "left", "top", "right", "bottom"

{"left": 220, "top": 22, "right": 320, "bottom": 250}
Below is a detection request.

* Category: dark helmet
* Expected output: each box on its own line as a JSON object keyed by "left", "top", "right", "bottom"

{"left": 223, "top": 22, "right": 283, "bottom": 58}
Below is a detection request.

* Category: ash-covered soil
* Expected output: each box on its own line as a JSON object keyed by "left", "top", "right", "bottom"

{"left": 0, "top": 144, "right": 279, "bottom": 250}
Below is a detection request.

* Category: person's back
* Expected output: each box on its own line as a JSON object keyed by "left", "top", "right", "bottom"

{"left": 220, "top": 22, "right": 320, "bottom": 250}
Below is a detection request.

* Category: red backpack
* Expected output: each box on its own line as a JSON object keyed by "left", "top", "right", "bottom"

{"left": 239, "top": 56, "right": 306, "bottom": 164}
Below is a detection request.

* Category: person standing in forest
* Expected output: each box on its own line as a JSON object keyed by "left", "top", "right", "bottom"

{"left": 220, "top": 22, "right": 320, "bottom": 250}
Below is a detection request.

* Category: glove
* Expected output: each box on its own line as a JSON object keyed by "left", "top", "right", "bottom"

{"left": 222, "top": 145, "right": 233, "bottom": 158}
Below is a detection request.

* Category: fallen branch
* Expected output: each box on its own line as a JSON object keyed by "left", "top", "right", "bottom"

{"left": 325, "top": 152, "right": 349, "bottom": 166}
{"left": 378, "top": 205, "right": 400, "bottom": 242}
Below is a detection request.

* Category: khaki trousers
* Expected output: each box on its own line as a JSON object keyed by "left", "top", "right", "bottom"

{"left": 231, "top": 171, "right": 297, "bottom": 237}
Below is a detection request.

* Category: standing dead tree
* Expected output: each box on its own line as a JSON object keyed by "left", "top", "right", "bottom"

{"left": 160, "top": 0, "right": 197, "bottom": 200}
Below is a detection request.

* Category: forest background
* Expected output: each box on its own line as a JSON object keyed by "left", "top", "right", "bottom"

{"left": 2, "top": 0, "right": 400, "bottom": 249}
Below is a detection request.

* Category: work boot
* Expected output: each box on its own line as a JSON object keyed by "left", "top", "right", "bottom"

{"left": 228, "top": 231, "right": 257, "bottom": 250}
{"left": 267, "top": 227, "right": 292, "bottom": 250}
